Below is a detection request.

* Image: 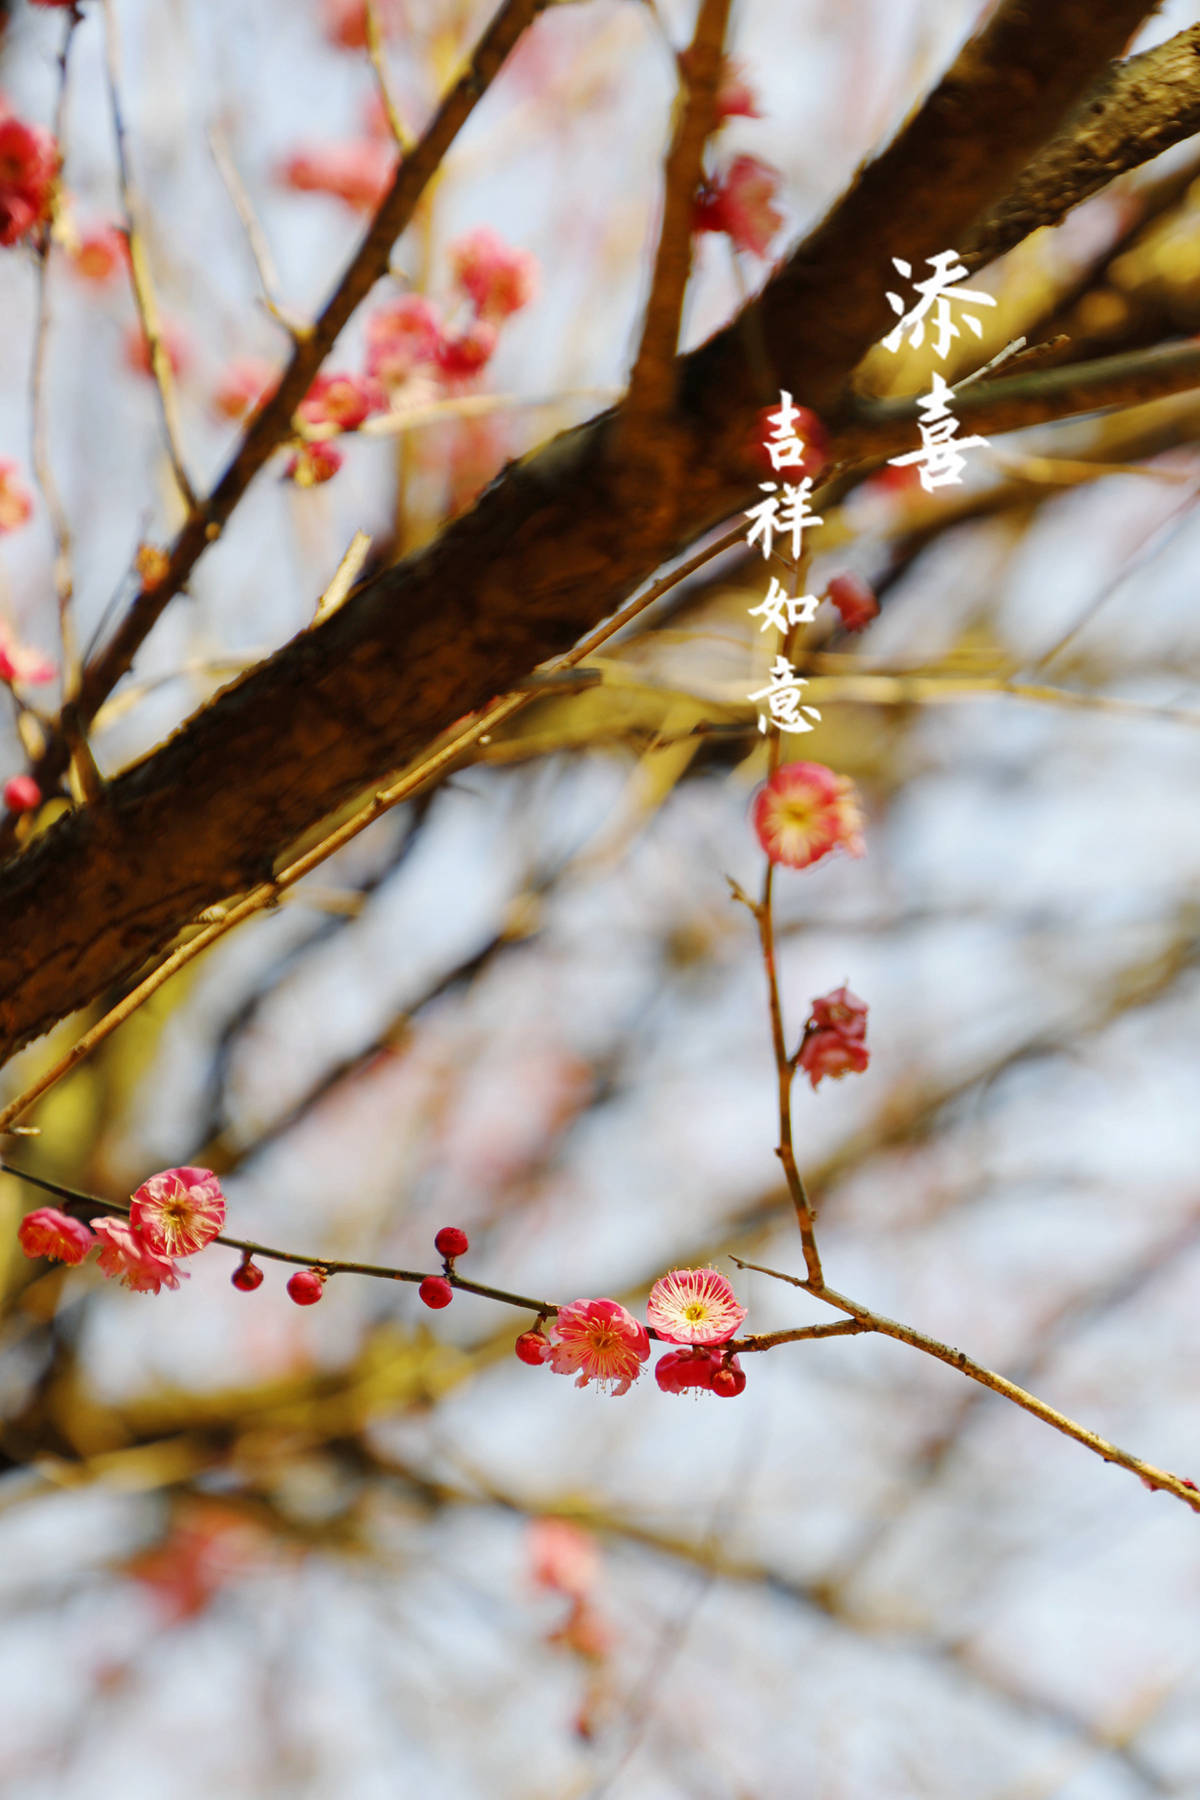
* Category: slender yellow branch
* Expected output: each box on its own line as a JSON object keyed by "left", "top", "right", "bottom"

{"left": 0, "top": 524, "right": 745, "bottom": 1134}
{"left": 732, "top": 1257, "right": 1200, "bottom": 1513}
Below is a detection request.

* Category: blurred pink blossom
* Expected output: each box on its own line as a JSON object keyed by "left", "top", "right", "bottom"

{"left": 694, "top": 154, "right": 782, "bottom": 256}
{"left": 280, "top": 141, "right": 396, "bottom": 212}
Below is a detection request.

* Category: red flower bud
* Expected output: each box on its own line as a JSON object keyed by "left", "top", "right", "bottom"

{"left": 515, "top": 1329, "right": 552, "bottom": 1365}
{"left": 287, "top": 1268, "right": 326, "bottom": 1305}
{"left": 826, "top": 572, "right": 879, "bottom": 633}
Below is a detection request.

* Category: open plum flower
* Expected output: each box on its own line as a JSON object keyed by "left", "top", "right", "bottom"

{"left": 129, "top": 1166, "right": 226, "bottom": 1259}
{"left": 646, "top": 1268, "right": 746, "bottom": 1345}
{"left": 547, "top": 1298, "right": 650, "bottom": 1395}
{"left": 91, "top": 1217, "right": 185, "bottom": 1295}
{"left": 752, "top": 761, "right": 865, "bottom": 870}
{"left": 17, "top": 1206, "right": 94, "bottom": 1265}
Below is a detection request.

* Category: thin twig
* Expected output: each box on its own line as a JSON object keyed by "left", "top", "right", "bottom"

{"left": 207, "top": 121, "right": 305, "bottom": 335}
{"left": 0, "top": 1160, "right": 559, "bottom": 1313}
{"left": 29, "top": 10, "right": 82, "bottom": 696}
{"left": 312, "top": 530, "right": 372, "bottom": 625}
{"left": 745, "top": 538, "right": 824, "bottom": 1285}
{"left": 358, "top": 386, "right": 620, "bottom": 434}
{"left": 101, "top": 0, "right": 196, "bottom": 511}
{"left": 363, "top": 0, "right": 414, "bottom": 150}
{"left": 0, "top": 522, "right": 745, "bottom": 1133}
{"left": 731, "top": 1257, "right": 1200, "bottom": 1513}
{"left": 621, "top": 0, "right": 732, "bottom": 433}
{"left": 752, "top": 867, "right": 824, "bottom": 1287}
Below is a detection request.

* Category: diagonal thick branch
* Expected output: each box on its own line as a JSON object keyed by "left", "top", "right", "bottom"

{"left": 965, "top": 21, "right": 1200, "bottom": 269}
{"left": 0, "top": 0, "right": 1165, "bottom": 1065}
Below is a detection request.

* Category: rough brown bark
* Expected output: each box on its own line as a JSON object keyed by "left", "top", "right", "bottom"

{"left": 965, "top": 23, "right": 1200, "bottom": 268}
{"left": 0, "top": 0, "right": 1167, "bottom": 1064}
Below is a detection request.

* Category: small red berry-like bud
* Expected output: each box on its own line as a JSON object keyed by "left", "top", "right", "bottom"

{"left": 419, "top": 1275, "right": 453, "bottom": 1309}
{"left": 515, "top": 1329, "right": 551, "bottom": 1365}
{"left": 434, "top": 1226, "right": 469, "bottom": 1259}
{"left": 3, "top": 775, "right": 41, "bottom": 812}
{"left": 711, "top": 1361, "right": 746, "bottom": 1398}
{"left": 287, "top": 1268, "right": 326, "bottom": 1305}
{"left": 825, "top": 572, "right": 879, "bottom": 633}
{"left": 231, "top": 1257, "right": 264, "bottom": 1292}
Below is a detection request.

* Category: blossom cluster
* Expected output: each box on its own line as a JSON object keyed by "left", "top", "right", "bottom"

{"left": 687, "top": 58, "right": 782, "bottom": 258}
{"left": 515, "top": 1268, "right": 749, "bottom": 1400}
{"left": 221, "top": 224, "right": 537, "bottom": 490}
{"left": 17, "top": 1167, "right": 226, "bottom": 1294}
{"left": 16, "top": 1177, "right": 751, "bottom": 1401}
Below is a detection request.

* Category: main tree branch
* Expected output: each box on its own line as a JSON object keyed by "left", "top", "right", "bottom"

{"left": 964, "top": 22, "right": 1200, "bottom": 270}
{"left": 0, "top": 0, "right": 1163, "bottom": 1065}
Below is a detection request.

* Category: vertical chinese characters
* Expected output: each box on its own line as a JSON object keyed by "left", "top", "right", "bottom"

{"left": 882, "top": 251, "right": 995, "bottom": 491}
{"left": 745, "top": 392, "right": 823, "bottom": 736}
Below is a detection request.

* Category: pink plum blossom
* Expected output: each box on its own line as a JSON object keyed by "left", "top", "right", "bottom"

{"left": 806, "top": 985, "right": 868, "bottom": 1041}
{"left": 297, "top": 371, "right": 387, "bottom": 433}
{"left": 365, "top": 294, "right": 444, "bottom": 385}
{"left": 91, "top": 1216, "right": 185, "bottom": 1294}
{"left": 797, "top": 1028, "right": 870, "bottom": 1090}
{"left": 548, "top": 1298, "right": 649, "bottom": 1395}
{"left": 435, "top": 320, "right": 498, "bottom": 380}
{"left": 449, "top": 226, "right": 537, "bottom": 323}
{"left": 17, "top": 1206, "right": 94, "bottom": 1265}
{"left": 646, "top": 1267, "right": 746, "bottom": 1345}
{"left": 279, "top": 142, "right": 396, "bottom": 211}
{"left": 123, "top": 322, "right": 189, "bottom": 380}
{"left": 694, "top": 154, "right": 782, "bottom": 257}
{"left": 529, "top": 1518, "right": 599, "bottom": 1600}
{"left": 129, "top": 1166, "right": 226, "bottom": 1258}
{"left": 752, "top": 761, "right": 865, "bottom": 870}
